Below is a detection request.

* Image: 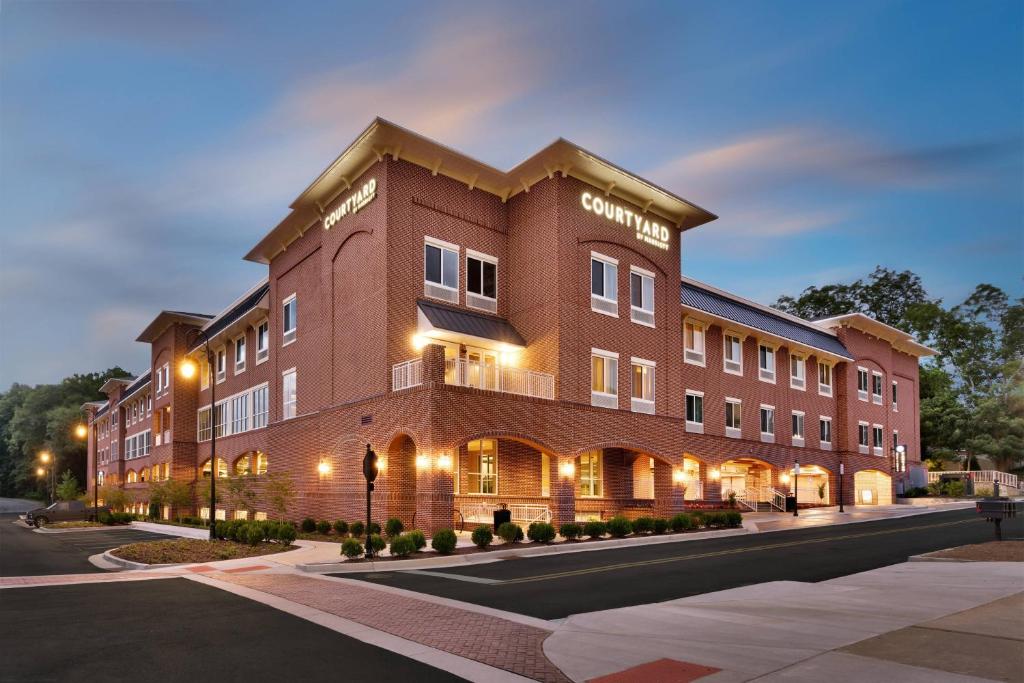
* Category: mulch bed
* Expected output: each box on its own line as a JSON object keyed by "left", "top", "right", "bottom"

{"left": 924, "top": 541, "right": 1024, "bottom": 562}
{"left": 111, "top": 539, "right": 295, "bottom": 565}
{"left": 45, "top": 521, "right": 107, "bottom": 529}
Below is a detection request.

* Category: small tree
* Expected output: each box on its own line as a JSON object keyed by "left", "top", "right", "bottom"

{"left": 226, "top": 475, "right": 258, "bottom": 515}
{"left": 100, "top": 485, "right": 130, "bottom": 512}
{"left": 150, "top": 479, "right": 193, "bottom": 521}
{"left": 264, "top": 472, "right": 295, "bottom": 520}
{"left": 55, "top": 470, "right": 80, "bottom": 501}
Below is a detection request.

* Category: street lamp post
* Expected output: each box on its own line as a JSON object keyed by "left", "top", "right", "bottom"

{"left": 39, "top": 451, "right": 53, "bottom": 504}
{"left": 73, "top": 423, "right": 94, "bottom": 517}
{"left": 793, "top": 460, "right": 800, "bottom": 517}
{"left": 838, "top": 462, "right": 845, "bottom": 513}
{"left": 182, "top": 328, "right": 217, "bottom": 541}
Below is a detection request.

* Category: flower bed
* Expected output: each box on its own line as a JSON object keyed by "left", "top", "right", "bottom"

{"left": 110, "top": 538, "right": 295, "bottom": 565}
{"left": 44, "top": 520, "right": 108, "bottom": 529}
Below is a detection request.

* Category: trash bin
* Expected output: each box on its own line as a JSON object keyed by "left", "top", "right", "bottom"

{"left": 493, "top": 507, "right": 511, "bottom": 532}
{"left": 785, "top": 496, "right": 796, "bottom": 512}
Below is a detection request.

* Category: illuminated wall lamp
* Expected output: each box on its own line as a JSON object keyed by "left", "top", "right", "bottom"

{"left": 415, "top": 454, "right": 430, "bottom": 469}
{"left": 709, "top": 468, "right": 721, "bottom": 480}
{"left": 317, "top": 460, "right": 331, "bottom": 476}
{"left": 672, "top": 468, "right": 686, "bottom": 485}
{"left": 780, "top": 473, "right": 791, "bottom": 485}
{"left": 559, "top": 461, "right": 575, "bottom": 478}
{"left": 437, "top": 453, "right": 452, "bottom": 470}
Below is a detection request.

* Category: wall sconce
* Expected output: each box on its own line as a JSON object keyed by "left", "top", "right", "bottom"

{"left": 317, "top": 460, "right": 331, "bottom": 476}
{"left": 672, "top": 468, "right": 686, "bottom": 485}
{"left": 709, "top": 468, "right": 721, "bottom": 480}
{"left": 559, "top": 461, "right": 575, "bottom": 478}
{"left": 780, "top": 473, "right": 791, "bottom": 485}
{"left": 437, "top": 452, "right": 452, "bottom": 470}
{"left": 377, "top": 456, "right": 387, "bottom": 473}
{"left": 412, "top": 334, "right": 428, "bottom": 350}
{"left": 415, "top": 454, "right": 430, "bottom": 469}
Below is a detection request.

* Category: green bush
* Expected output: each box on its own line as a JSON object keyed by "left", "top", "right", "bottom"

{"left": 497, "top": 522, "right": 523, "bottom": 543}
{"left": 471, "top": 525, "right": 493, "bottom": 549}
{"left": 245, "top": 523, "right": 264, "bottom": 546}
{"left": 98, "top": 511, "right": 114, "bottom": 525}
{"left": 632, "top": 517, "right": 654, "bottom": 535}
{"left": 366, "top": 534, "right": 386, "bottom": 555}
{"left": 583, "top": 520, "right": 606, "bottom": 539}
{"left": 277, "top": 524, "right": 297, "bottom": 546}
{"left": 389, "top": 534, "right": 416, "bottom": 557}
{"left": 408, "top": 529, "right": 427, "bottom": 551}
{"left": 385, "top": 518, "right": 404, "bottom": 538}
{"left": 431, "top": 528, "right": 458, "bottom": 554}
{"left": 653, "top": 518, "right": 669, "bottom": 535}
{"left": 669, "top": 513, "right": 693, "bottom": 532}
{"left": 333, "top": 519, "right": 349, "bottom": 536}
{"left": 927, "top": 481, "right": 944, "bottom": 496}
{"left": 690, "top": 511, "right": 707, "bottom": 527}
{"left": 341, "top": 537, "right": 363, "bottom": 558}
{"left": 315, "top": 519, "right": 331, "bottom": 535}
{"left": 300, "top": 517, "right": 317, "bottom": 533}
{"left": 943, "top": 480, "right": 966, "bottom": 497}
{"left": 606, "top": 515, "right": 632, "bottom": 538}
{"left": 704, "top": 512, "right": 727, "bottom": 528}
{"left": 350, "top": 521, "right": 365, "bottom": 537}
{"left": 259, "top": 520, "right": 274, "bottom": 541}
{"left": 725, "top": 511, "right": 743, "bottom": 528}
{"left": 148, "top": 503, "right": 160, "bottom": 520}
{"left": 559, "top": 522, "right": 583, "bottom": 540}
{"left": 367, "top": 522, "right": 381, "bottom": 536}
{"left": 527, "top": 522, "right": 556, "bottom": 543}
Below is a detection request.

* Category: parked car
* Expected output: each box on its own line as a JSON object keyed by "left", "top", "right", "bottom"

{"left": 25, "top": 501, "right": 110, "bottom": 527}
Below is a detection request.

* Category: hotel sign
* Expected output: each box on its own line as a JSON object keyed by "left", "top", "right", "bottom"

{"left": 581, "top": 191, "right": 670, "bottom": 250}
{"left": 323, "top": 178, "right": 377, "bottom": 231}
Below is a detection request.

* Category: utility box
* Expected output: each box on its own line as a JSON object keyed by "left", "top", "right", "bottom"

{"left": 785, "top": 496, "right": 796, "bottom": 512}
{"left": 493, "top": 507, "right": 511, "bottom": 531}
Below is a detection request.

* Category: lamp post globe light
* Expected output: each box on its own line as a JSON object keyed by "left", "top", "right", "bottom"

{"left": 72, "top": 421, "right": 95, "bottom": 517}
{"left": 181, "top": 327, "right": 217, "bottom": 540}
{"left": 38, "top": 450, "right": 53, "bottom": 504}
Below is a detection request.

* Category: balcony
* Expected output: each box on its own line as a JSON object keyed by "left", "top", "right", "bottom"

{"left": 391, "top": 357, "right": 555, "bottom": 400}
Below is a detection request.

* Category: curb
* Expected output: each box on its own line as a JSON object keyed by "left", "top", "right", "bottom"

{"left": 99, "top": 550, "right": 182, "bottom": 571}
{"left": 34, "top": 524, "right": 126, "bottom": 534}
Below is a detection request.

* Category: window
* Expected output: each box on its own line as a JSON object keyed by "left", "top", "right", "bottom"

{"left": 252, "top": 385, "right": 269, "bottom": 429}
{"left": 282, "top": 295, "right": 297, "bottom": 345}
{"left": 819, "top": 417, "right": 832, "bottom": 447}
{"left": 685, "top": 391, "right": 703, "bottom": 432}
{"left": 631, "top": 358, "right": 655, "bottom": 414}
{"left": 760, "top": 405, "right": 775, "bottom": 442}
{"left": 872, "top": 372, "right": 883, "bottom": 405}
{"left": 579, "top": 451, "right": 603, "bottom": 497}
{"left": 758, "top": 344, "right": 776, "bottom": 383}
{"left": 147, "top": 395, "right": 152, "bottom": 415}
{"left": 872, "top": 424, "right": 883, "bottom": 454}
{"left": 466, "top": 251, "right": 497, "bottom": 312}
{"left": 424, "top": 238, "right": 459, "bottom": 302}
{"left": 213, "top": 403, "right": 227, "bottom": 438}
{"left": 540, "top": 452, "right": 550, "bottom": 498}
{"left": 255, "top": 452, "right": 267, "bottom": 475}
{"left": 591, "top": 350, "right": 618, "bottom": 408}
{"left": 216, "top": 348, "right": 226, "bottom": 383}
{"left": 818, "top": 362, "right": 833, "bottom": 396}
{"left": 723, "top": 333, "right": 743, "bottom": 375}
{"left": 234, "top": 335, "right": 246, "bottom": 372}
{"left": 590, "top": 253, "right": 618, "bottom": 316}
{"left": 857, "top": 368, "right": 869, "bottom": 401}
{"left": 684, "top": 320, "right": 705, "bottom": 366}
{"left": 725, "top": 398, "right": 741, "bottom": 437}
{"left": 791, "top": 411, "right": 805, "bottom": 445}
{"left": 256, "top": 320, "right": 269, "bottom": 363}
{"left": 892, "top": 381, "right": 898, "bottom": 411}
{"left": 200, "top": 357, "right": 209, "bottom": 391}
{"left": 467, "top": 439, "right": 497, "bottom": 494}
{"left": 231, "top": 394, "right": 248, "bottom": 434}
{"left": 858, "top": 422, "right": 869, "bottom": 453}
{"left": 282, "top": 369, "right": 297, "bottom": 420}
{"left": 629, "top": 267, "right": 655, "bottom": 326}
{"left": 111, "top": 442, "right": 117, "bottom": 459}
{"left": 790, "top": 354, "right": 806, "bottom": 390}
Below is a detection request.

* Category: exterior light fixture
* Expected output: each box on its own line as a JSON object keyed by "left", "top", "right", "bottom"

{"left": 179, "top": 358, "right": 198, "bottom": 379}
{"left": 39, "top": 451, "right": 51, "bottom": 464}
{"left": 317, "top": 460, "right": 331, "bottom": 476}
{"left": 709, "top": 468, "right": 721, "bottom": 480}
{"left": 559, "top": 461, "right": 575, "bottom": 478}
{"left": 437, "top": 453, "right": 452, "bottom": 470}
{"left": 780, "top": 473, "right": 791, "bottom": 485}
{"left": 672, "top": 468, "right": 686, "bottom": 484}
{"left": 74, "top": 424, "right": 88, "bottom": 439}
{"left": 36, "top": 467, "right": 45, "bottom": 477}
{"left": 416, "top": 454, "right": 430, "bottom": 469}
{"left": 412, "top": 334, "right": 428, "bottom": 351}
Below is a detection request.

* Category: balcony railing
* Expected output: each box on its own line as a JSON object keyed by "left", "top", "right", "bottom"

{"left": 392, "top": 359, "right": 423, "bottom": 391}
{"left": 445, "top": 358, "right": 555, "bottom": 400}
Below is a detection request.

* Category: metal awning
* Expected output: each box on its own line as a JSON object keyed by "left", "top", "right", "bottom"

{"left": 417, "top": 300, "right": 526, "bottom": 349}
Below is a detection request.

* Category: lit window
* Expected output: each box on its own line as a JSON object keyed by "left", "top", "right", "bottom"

{"left": 760, "top": 405, "right": 775, "bottom": 441}
{"left": 282, "top": 369, "right": 297, "bottom": 420}
{"left": 872, "top": 372, "right": 883, "bottom": 405}
{"left": 256, "top": 320, "right": 270, "bottom": 362}
{"left": 631, "top": 359, "right": 655, "bottom": 414}
{"left": 591, "top": 350, "right": 618, "bottom": 408}
{"left": 818, "top": 362, "right": 833, "bottom": 396}
{"left": 216, "top": 349, "right": 226, "bottom": 382}
{"left": 725, "top": 398, "right": 741, "bottom": 437}
{"left": 723, "top": 333, "right": 743, "bottom": 375}
{"left": 819, "top": 417, "right": 832, "bottom": 446}
{"left": 235, "top": 456, "right": 250, "bottom": 476}
{"left": 758, "top": 344, "right": 776, "bottom": 383}
{"left": 202, "top": 458, "right": 228, "bottom": 478}
{"left": 857, "top": 368, "right": 869, "bottom": 401}
{"left": 892, "top": 381, "right": 898, "bottom": 411}
{"left": 283, "top": 295, "right": 297, "bottom": 345}
{"left": 630, "top": 267, "right": 655, "bottom": 326}
{"left": 590, "top": 253, "right": 618, "bottom": 316}
{"left": 685, "top": 391, "right": 703, "bottom": 432}
{"left": 252, "top": 385, "right": 269, "bottom": 429}
{"left": 858, "top": 422, "right": 869, "bottom": 453}
{"left": 234, "top": 335, "right": 246, "bottom": 372}
{"left": 790, "top": 354, "right": 805, "bottom": 390}
{"left": 684, "top": 320, "right": 705, "bottom": 366}
{"left": 872, "top": 425, "right": 883, "bottom": 454}
{"left": 579, "top": 451, "right": 603, "bottom": 497}
{"left": 255, "top": 451, "right": 267, "bottom": 475}
{"left": 792, "top": 411, "right": 805, "bottom": 444}
{"left": 466, "top": 252, "right": 497, "bottom": 312}
{"left": 467, "top": 439, "right": 497, "bottom": 494}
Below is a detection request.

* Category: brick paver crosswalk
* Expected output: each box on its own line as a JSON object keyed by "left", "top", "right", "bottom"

{"left": 216, "top": 573, "right": 569, "bottom": 683}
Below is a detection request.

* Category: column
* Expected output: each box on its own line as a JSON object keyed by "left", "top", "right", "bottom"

{"left": 550, "top": 454, "right": 576, "bottom": 528}
{"left": 653, "top": 459, "right": 685, "bottom": 517}
{"left": 702, "top": 460, "right": 723, "bottom": 503}
{"left": 414, "top": 449, "right": 455, "bottom": 536}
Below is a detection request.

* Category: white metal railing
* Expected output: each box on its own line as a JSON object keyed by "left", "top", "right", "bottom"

{"left": 392, "top": 359, "right": 423, "bottom": 391}
{"left": 458, "top": 503, "right": 552, "bottom": 526}
{"left": 927, "top": 470, "right": 1019, "bottom": 488}
{"left": 460, "top": 502, "right": 494, "bottom": 524}
{"left": 767, "top": 487, "right": 787, "bottom": 512}
{"left": 445, "top": 358, "right": 555, "bottom": 400}
{"left": 729, "top": 489, "right": 756, "bottom": 511}
{"left": 510, "top": 504, "right": 551, "bottom": 525}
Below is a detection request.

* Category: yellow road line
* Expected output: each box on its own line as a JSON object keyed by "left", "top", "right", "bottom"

{"left": 498, "top": 517, "right": 977, "bottom": 585}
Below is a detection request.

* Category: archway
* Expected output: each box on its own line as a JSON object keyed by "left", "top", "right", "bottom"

{"left": 719, "top": 457, "right": 774, "bottom": 502}
{"left": 854, "top": 469, "right": 892, "bottom": 505}
{"left": 386, "top": 434, "right": 417, "bottom": 528}
{"left": 681, "top": 454, "right": 704, "bottom": 501}
{"left": 783, "top": 464, "right": 831, "bottom": 506}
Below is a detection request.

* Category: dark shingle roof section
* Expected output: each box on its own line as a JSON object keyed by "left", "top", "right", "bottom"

{"left": 418, "top": 300, "right": 527, "bottom": 347}
{"left": 680, "top": 281, "right": 853, "bottom": 359}
{"left": 193, "top": 282, "right": 270, "bottom": 350}
{"left": 94, "top": 402, "right": 109, "bottom": 418}
{"left": 120, "top": 371, "right": 152, "bottom": 401}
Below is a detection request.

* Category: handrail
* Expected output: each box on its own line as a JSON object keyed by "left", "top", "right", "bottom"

{"left": 730, "top": 489, "right": 756, "bottom": 512}
{"left": 445, "top": 358, "right": 555, "bottom": 400}
{"left": 927, "top": 470, "right": 1019, "bottom": 488}
{"left": 392, "top": 359, "right": 423, "bottom": 391}
{"left": 767, "top": 487, "right": 786, "bottom": 512}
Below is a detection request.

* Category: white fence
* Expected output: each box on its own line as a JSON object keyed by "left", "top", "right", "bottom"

{"left": 391, "top": 359, "right": 423, "bottom": 391}
{"left": 445, "top": 358, "right": 555, "bottom": 400}
{"left": 927, "top": 470, "right": 1019, "bottom": 489}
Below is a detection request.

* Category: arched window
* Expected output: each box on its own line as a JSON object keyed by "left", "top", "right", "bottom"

{"left": 234, "top": 454, "right": 251, "bottom": 476}
{"left": 255, "top": 451, "right": 268, "bottom": 475}
{"left": 200, "top": 458, "right": 228, "bottom": 478}
{"left": 127, "top": 469, "right": 138, "bottom": 483}
{"left": 139, "top": 467, "right": 147, "bottom": 483}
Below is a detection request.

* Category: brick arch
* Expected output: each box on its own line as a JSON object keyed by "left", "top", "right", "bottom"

{"left": 571, "top": 440, "right": 679, "bottom": 467}
{"left": 577, "top": 238, "right": 671, "bottom": 278}
{"left": 449, "top": 430, "right": 558, "bottom": 457}
{"left": 329, "top": 227, "right": 374, "bottom": 263}
{"left": 386, "top": 432, "right": 417, "bottom": 527}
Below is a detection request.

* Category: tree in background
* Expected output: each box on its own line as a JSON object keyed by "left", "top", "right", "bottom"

{"left": 55, "top": 470, "right": 80, "bottom": 501}
{"left": 99, "top": 484, "right": 130, "bottom": 512}
{"left": 264, "top": 471, "right": 295, "bottom": 520}
{"left": 149, "top": 478, "right": 194, "bottom": 521}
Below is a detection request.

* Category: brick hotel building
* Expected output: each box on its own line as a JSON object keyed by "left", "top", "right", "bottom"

{"left": 84, "top": 118, "right": 934, "bottom": 533}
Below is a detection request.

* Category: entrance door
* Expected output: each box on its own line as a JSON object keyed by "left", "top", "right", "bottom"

{"left": 466, "top": 348, "right": 499, "bottom": 391}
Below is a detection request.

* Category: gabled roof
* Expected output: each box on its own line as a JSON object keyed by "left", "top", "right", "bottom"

{"left": 815, "top": 313, "right": 936, "bottom": 357}
{"left": 136, "top": 311, "right": 213, "bottom": 343}
{"left": 93, "top": 401, "right": 109, "bottom": 418}
{"left": 188, "top": 279, "right": 270, "bottom": 352}
{"left": 417, "top": 300, "right": 527, "bottom": 348}
{"left": 98, "top": 377, "right": 134, "bottom": 394}
{"left": 680, "top": 277, "right": 854, "bottom": 361}
{"left": 245, "top": 117, "right": 718, "bottom": 264}
{"left": 120, "top": 371, "right": 152, "bottom": 401}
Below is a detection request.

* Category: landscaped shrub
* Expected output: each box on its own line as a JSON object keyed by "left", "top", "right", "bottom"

{"left": 431, "top": 528, "right": 458, "bottom": 554}
{"left": 99, "top": 511, "right": 113, "bottom": 525}
{"left": 341, "top": 537, "right": 363, "bottom": 558}
{"left": 632, "top": 517, "right": 654, "bottom": 535}
{"left": 300, "top": 517, "right": 317, "bottom": 533}
{"left": 606, "top": 515, "right": 632, "bottom": 538}
{"left": 497, "top": 522, "right": 524, "bottom": 544}
{"left": 350, "top": 521, "right": 365, "bottom": 537}
{"left": 653, "top": 518, "right": 669, "bottom": 535}
{"left": 669, "top": 513, "right": 693, "bottom": 532}
{"left": 389, "top": 534, "right": 416, "bottom": 557}
{"left": 366, "top": 534, "right": 386, "bottom": 555}
{"left": 527, "top": 522, "right": 556, "bottom": 543}
{"left": 259, "top": 520, "right": 275, "bottom": 541}
{"left": 245, "top": 523, "right": 264, "bottom": 546}
{"left": 559, "top": 522, "right": 583, "bottom": 540}
{"left": 408, "top": 530, "right": 427, "bottom": 551}
{"left": 385, "top": 518, "right": 404, "bottom": 538}
{"left": 333, "top": 520, "right": 349, "bottom": 536}
{"left": 704, "top": 512, "right": 728, "bottom": 528}
{"left": 148, "top": 503, "right": 160, "bottom": 520}
{"left": 367, "top": 522, "right": 381, "bottom": 536}
{"left": 927, "top": 481, "right": 944, "bottom": 496}
{"left": 471, "top": 525, "right": 493, "bottom": 549}
{"left": 277, "top": 524, "right": 297, "bottom": 546}
{"left": 690, "top": 511, "right": 707, "bottom": 528}
{"left": 316, "top": 519, "right": 331, "bottom": 535}
{"left": 583, "top": 520, "right": 607, "bottom": 539}
{"left": 725, "top": 511, "right": 743, "bottom": 528}
{"left": 943, "top": 480, "right": 966, "bottom": 497}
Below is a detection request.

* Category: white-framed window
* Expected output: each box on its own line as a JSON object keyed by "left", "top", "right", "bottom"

{"left": 467, "top": 438, "right": 497, "bottom": 494}
{"left": 818, "top": 361, "right": 833, "bottom": 396}
{"left": 111, "top": 442, "right": 117, "bottom": 459}
{"left": 147, "top": 395, "right": 152, "bottom": 415}
{"left": 819, "top": 417, "right": 832, "bottom": 449}
{"left": 629, "top": 266, "right": 655, "bottom": 327}
{"left": 256, "top": 319, "right": 269, "bottom": 363}
{"left": 760, "top": 405, "right": 775, "bottom": 443}
{"left": 579, "top": 450, "right": 603, "bottom": 497}
{"left": 871, "top": 372, "right": 883, "bottom": 405}
{"left": 230, "top": 394, "right": 248, "bottom": 434}
{"left": 234, "top": 335, "right": 246, "bottom": 373}
{"left": 630, "top": 358, "right": 655, "bottom": 414}
{"left": 685, "top": 390, "right": 703, "bottom": 433}
{"left": 858, "top": 421, "right": 870, "bottom": 454}
{"left": 857, "top": 367, "right": 869, "bottom": 401}
{"left": 723, "top": 333, "right": 743, "bottom": 375}
{"left": 684, "top": 319, "right": 705, "bottom": 366}
{"left": 213, "top": 403, "right": 227, "bottom": 438}
{"left": 892, "top": 381, "right": 898, "bottom": 411}
{"left": 197, "top": 407, "right": 212, "bottom": 442}
{"left": 424, "top": 237, "right": 459, "bottom": 303}
{"left": 790, "top": 353, "right": 806, "bottom": 390}
{"left": 758, "top": 343, "right": 776, "bottom": 383}
{"left": 590, "top": 252, "right": 618, "bottom": 317}
{"left": 282, "top": 294, "right": 297, "bottom": 345}
{"left": 216, "top": 348, "right": 226, "bottom": 383}
{"left": 252, "top": 385, "right": 269, "bottom": 429}
{"left": 590, "top": 349, "right": 618, "bottom": 409}
{"left": 791, "top": 411, "right": 805, "bottom": 446}
{"left": 282, "top": 369, "right": 297, "bottom": 420}
{"left": 466, "top": 250, "right": 497, "bottom": 313}
{"left": 200, "top": 357, "right": 209, "bottom": 391}
{"left": 872, "top": 424, "right": 883, "bottom": 455}
{"left": 725, "top": 398, "right": 742, "bottom": 438}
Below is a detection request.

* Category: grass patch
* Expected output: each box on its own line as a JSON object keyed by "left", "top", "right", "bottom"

{"left": 111, "top": 539, "right": 294, "bottom": 565}
{"left": 45, "top": 521, "right": 107, "bottom": 529}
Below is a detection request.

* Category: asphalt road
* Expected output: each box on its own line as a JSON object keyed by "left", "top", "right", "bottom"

{"left": 0, "top": 578, "right": 464, "bottom": 683}
{"left": 341, "top": 508, "right": 1023, "bottom": 619}
{"left": 0, "top": 513, "right": 172, "bottom": 577}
